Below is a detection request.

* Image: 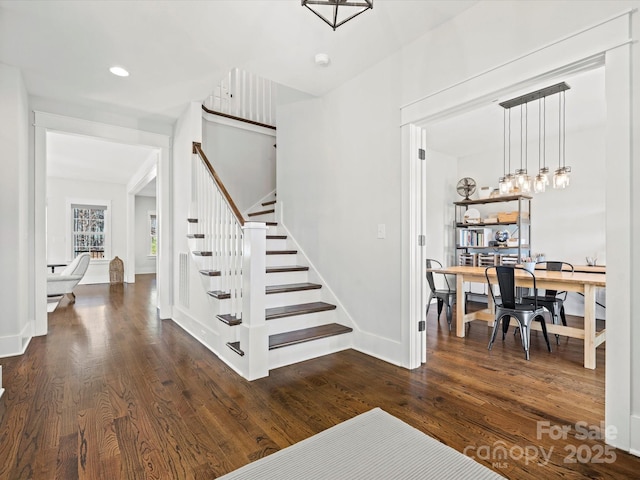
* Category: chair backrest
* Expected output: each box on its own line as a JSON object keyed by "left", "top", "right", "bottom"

{"left": 60, "top": 253, "right": 91, "bottom": 277}
{"left": 425, "top": 259, "right": 443, "bottom": 293}
{"left": 537, "top": 261, "right": 574, "bottom": 297}
{"left": 485, "top": 265, "right": 537, "bottom": 309}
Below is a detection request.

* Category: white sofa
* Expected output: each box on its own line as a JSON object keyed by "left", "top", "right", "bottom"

{"left": 47, "top": 253, "right": 91, "bottom": 302}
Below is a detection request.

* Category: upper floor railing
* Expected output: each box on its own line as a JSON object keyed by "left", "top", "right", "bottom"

{"left": 203, "top": 68, "right": 276, "bottom": 129}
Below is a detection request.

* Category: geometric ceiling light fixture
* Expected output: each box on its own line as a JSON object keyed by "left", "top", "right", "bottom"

{"left": 302, "top": 0, "right": 373, "bottom": 30}
{"left": 499, "top": 81, "right": 571, "bottom": 194}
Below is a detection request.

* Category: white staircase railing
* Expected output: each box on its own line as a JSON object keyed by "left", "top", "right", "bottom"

{"left": 203, "top": 68, "right": 276, "bottom": 128}
{"left": 191, "top": 143, "right": 268, "bottom": 380}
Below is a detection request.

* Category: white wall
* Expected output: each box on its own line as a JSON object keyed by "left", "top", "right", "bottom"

{"left": 425, "top": 150, "right": 458, "bottom": 267}
{"left": 0, "top": 62, "right": 31, "bottom": 358}
{"left": 202, "top": 118, "right": 276, "bottom": 212}
{"left": 47, "top": 177, "right": 127, "bottom": 284}
{"left": 279, "top": 52, "right": 405, "bottom": 361}
{"left": 134, "top": 196, "right": 157, "bottom": 274}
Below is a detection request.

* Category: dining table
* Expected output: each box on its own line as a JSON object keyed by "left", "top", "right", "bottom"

{"left": 428, "top": 265, "right": 606, "bottom": 369}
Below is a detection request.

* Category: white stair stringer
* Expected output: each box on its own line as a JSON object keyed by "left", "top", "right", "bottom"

{"left": 172, "top": 252, "right": 246, "bottom": 379}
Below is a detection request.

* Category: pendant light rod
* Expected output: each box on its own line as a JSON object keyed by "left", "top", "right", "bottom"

{"left": 499, "top": 82, "right": 570, "bottom": 109}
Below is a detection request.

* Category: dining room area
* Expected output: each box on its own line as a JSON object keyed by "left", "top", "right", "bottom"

{"left": 421, "top": 64, "right": 608, "bottom": 366}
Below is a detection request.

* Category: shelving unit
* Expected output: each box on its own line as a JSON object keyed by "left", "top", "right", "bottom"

{"left": 454, "top": 194, "right": 532, "bottom": 266}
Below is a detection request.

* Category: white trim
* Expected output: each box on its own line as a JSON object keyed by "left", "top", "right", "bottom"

{"left": 34, "top": 112, "right": 172, "bottom": 331}
{"left": 34, "top": 111, "right": 170, "bottom": 148}
{"left": 604, "top": 42, "right": 632, "bottom": 452}
{"left": 202, "top": 111, "right": 277, "bottom": 137}
{"left": 0, "top": 323, "right": 33, "bottom": 358}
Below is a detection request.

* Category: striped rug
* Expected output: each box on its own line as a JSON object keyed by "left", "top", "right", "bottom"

{"left": 219, "top": 408, "right": 505, "bottom": 479}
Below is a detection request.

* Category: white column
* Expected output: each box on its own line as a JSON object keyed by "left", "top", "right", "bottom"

{"left": 240, "top": 221, "right": 268, "bottom": 380}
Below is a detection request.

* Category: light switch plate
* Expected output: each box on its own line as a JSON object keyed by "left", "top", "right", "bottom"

{"left": 377, "top": 224, "right": 386, "bottom": 239}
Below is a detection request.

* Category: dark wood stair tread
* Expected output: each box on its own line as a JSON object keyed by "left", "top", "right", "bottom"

{"left": 266, "top": 235, "right": 287, "bottom": 240}
{"left": 266, "top": 221, "right": 277, "bottom": 226}
{"left": 262, "top": 200, "right": 276, "bottom": 206}
{"left": 269, "top": 323, "right": 352, "bottom": 350}
{"left": 266, "top": 301, "right": 336, "bottom": 320}
{"left": 217, "top": 314, "right": 242, "bottom": 326}
{"left": 187, "top": 218, "right": 198, "bottom": 223}
{"left": 200, "top": 270, "right": 221, "bottom": 277}
{"left": 208, "top": 290, "right": 230, "bottom": 299}
{"left": 267, "top": 265, "right": 309, "bottom": 273}
{"left": 211, "top": 283, "right": 320, "bottom": 299}
{"left": 193, "top": 251, "right": 213, "bottom": 256}
{"left": 226, "top": 341, "right": 245, "bottom": 356}
{"left": 266, "top": 250, "right": 297, "bottom": 255}
{"left": 187, "top": 233, "right": 205, "bottom": 239}
{"left": 266, "top": 283, "right": 322, "bottom": 294}
{"left": 248, "top": 209, "right": 275, "bottom": 217}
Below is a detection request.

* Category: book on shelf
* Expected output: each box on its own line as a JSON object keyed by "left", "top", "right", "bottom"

{"left": 458, "top": 227, "right": 492, "bottom": 247}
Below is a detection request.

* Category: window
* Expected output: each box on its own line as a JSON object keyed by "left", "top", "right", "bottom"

{"left": 71, "top": 203, "right": 108, "bottom": 259}
{"left": 149, "top": 212, "right": 157, "bottom": 256}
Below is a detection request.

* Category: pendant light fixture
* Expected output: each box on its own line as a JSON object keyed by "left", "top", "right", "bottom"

{"left": 302, "top": 0, "right": 373, "bottom": 30}
{"left": 553, "top": 90, "right": 571, "bottom": 188}
{"left": 499, "top": 82, "right": 571, "bottom": 195}
{"left": 515, "top": 103, "right": 532, "bottom": 193}
{"left": 499, "top": 108, "right": 514, "bottom": 194}
{"left": 534, "top": 97, "right": 550, "bottom": 192}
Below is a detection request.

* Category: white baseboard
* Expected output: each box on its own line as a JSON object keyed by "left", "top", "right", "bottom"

{"left": 352, "top": 330, "right": 405, "bottom": 368}
{"left": 629, "top": 415, "right": 640, "bottom": 457}
{"left": 0, "top": 323, "right": 33, "bottom": 358}
{"left": 0, "top": 365, "right": 3, "bottom": 399}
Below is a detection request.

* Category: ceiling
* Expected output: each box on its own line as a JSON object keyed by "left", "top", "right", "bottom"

{"left": 424, "top": 66, "right": 606, "bottom": 159}
{"left": 0, "top": 0, "right": 477, "bottom": 125}
{"left": 47, "top": 131, "right": 158, "bottom": 196}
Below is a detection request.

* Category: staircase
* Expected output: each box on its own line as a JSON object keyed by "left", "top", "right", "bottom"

{"left": 186, "top": 144, "right": 353, "bottom": 379}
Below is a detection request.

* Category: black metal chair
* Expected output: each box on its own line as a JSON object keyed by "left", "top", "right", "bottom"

{"left": 426, "top": 259, "right": 457, "bottom": 331}
{"left": 486, "top": 266, "right": 552, "bottom": 360}
{"left": 521, "top": 261, "right": 573, "bottom": 343}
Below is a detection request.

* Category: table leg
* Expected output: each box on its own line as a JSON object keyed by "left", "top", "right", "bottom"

{"left": 456, "top": 274, "right": 465, "bottom": 337}
{"left": 583, "top": 284, "right": 597, "bottom": 369}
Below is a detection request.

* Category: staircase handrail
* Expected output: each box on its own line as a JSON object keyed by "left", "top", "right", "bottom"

{"left": 201, "top": 105, "right": 276, "bottom": 131}
{"left": 192, "top": 142, "right": 245, "bottom": 226}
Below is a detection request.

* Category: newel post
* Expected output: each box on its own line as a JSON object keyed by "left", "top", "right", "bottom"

{"left": 241, "top": 221, "right": 269, "bottom": 380}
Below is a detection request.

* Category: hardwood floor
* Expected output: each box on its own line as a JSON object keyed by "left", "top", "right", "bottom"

{"left": 0, "top": 275, "right": 637, "bottom": 479}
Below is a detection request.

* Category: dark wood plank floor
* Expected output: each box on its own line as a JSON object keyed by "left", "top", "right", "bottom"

{"left": 0, "top": 275, "right": 638, "bottom": 479}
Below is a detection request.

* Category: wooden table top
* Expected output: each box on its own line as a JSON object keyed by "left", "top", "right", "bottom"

{"left": 430, "top": 265, "right": 606, "bottom": 288}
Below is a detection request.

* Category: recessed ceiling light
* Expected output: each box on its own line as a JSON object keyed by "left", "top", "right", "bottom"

{"left": 109, "top": 66, "right": 129, "bottom": 77}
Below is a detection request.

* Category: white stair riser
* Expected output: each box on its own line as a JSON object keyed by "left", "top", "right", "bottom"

{"left": 266, "top": 254, "right": 298, "bottom": 267}
{"left": 266, "top": 310, "right": 337, "bottom": 335}
{"left": 264, "top": 289, "right": 322, "bottom": 308}
{"left": 266, "top": 238, "right": 287, "bottom": 250}
{"left": 268, "top": 332, "right": 352, "bottom": 371}
{"left": 266, "top": 271, "right": 309, "bottom": 284}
